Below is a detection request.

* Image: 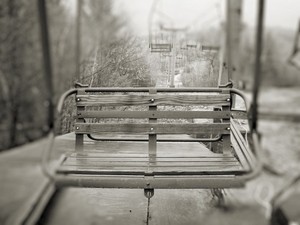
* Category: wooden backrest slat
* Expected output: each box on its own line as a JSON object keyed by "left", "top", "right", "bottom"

{"left": 78, "top": 110, "right": 231, "bottom": 119}
{"left": 75, "top": 123, "right": 230, "bottom": 135}
{"left": 76, "top": 94, "right": 230, "bottom": 107}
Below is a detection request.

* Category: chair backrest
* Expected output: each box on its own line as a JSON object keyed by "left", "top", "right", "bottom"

{"left": 74, "top": 88, "right": 232, "bottom": 154}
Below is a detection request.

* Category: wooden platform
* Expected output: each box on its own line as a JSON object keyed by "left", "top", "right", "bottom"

{"left": 53, "top": 131, "right": 251, "bottom": 183}
{"left": 57, "top": 151, "right": 243, "bottom": 176}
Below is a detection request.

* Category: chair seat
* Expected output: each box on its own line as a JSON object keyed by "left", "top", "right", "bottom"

{"left": 56, "top": 151, "right": 247, "bottom": 176}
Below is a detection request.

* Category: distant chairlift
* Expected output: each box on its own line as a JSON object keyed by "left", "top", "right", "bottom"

{"left": 150, "top": 26, "right": 172, "bottom": 53}
{"left": 201, "top": 45, "right": 220, "bottom": 52}
{"left": 186, "top": 40, "right": 199, "bottom": 49}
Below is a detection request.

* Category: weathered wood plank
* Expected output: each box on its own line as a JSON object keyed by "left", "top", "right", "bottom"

{"left": 67, "top": 152, "right": 236, "bottom": 159}
{"left": 65, "top": 157, "right": 238, "bottom": 162}
{"left": 62, "top": 160, "right": 240, "bottom": 167}
{"left": 231, "top": 133, "right": 251, "bottom": 171}
{"left": 78, "top": 110, "right": 231, "bottom": 119}
{"left": 231, "top": 110, "right": 248, "bottom": 119}
{"left": 231, "top": 119, "right": 255, "bottom": 170}
{"left": 75, "top": 123, "right": 231, "bottom": 135}
{"left": 76, "top": 94, "right": 230, "bottom": 106}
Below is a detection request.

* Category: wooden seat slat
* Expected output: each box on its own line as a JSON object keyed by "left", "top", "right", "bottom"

{"left": 65, "top": 157, "right": 238, "bottom": 163}
{"left": 76, "top": 94, "right": 230, "bottom": 106}
{"left": 61, "top": 164, "right": 241, "bottom": 169}
{"left": 63, "top": 160, "right": 240, "bottom": 167}
{"left": 75, "top": 123, "right": 230, "bottom": 135}
{"left": 57, "top": 151, "right": 244, "bottom": 176}
{"left": 78, "top": 110, "right": 230, "bottom": 119}
{"left": 67, "top": 152, "right": 236, "bottom": 158}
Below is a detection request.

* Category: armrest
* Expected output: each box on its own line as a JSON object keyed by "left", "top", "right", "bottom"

{"left": 42, "top": 88, "right": 77, "bottom": 179}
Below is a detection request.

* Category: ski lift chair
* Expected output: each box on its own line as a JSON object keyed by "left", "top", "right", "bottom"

{"left": 38, "top": 0, "right": 263, "bottom": 197}
{"left": 42, "top": 87, "right": 261, "bottom": 193}
{"left": 202, "top": 45, "right": 220, "bottom": 52}
{"left": 150, "top": 28, "right": 172, "bottom": 53}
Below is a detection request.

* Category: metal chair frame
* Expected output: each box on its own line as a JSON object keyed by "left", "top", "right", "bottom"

{"left": 42, "top": 87, "right": 261, "bottom": 189}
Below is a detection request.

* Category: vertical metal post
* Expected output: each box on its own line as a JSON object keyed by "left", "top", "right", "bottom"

{"left": 149, "top": 89, "right": 157, "bottom": 162}
{"left": 252, "top": 0, "right": 265, "bottom": 131}
{"left": 170, "top": 32, "right": 176, "bottom": 88}
{"left": 168, "top": 54, "right": 172, "bottom": 85}
{"left": 37, "top": 0, "right": 54, "bottom": 131}
{"left": 75, "top": 89, "right": 85, "bottom": 152}
{"left": 75, "top": 0, "right": 82, "bottom": 81}
{"left": 75, "top": 0, "right": 83, "bottom": 150}
{"left": 221, "top": 89, "right": 232, "bottom": 155}
{"left": 218, "top": 0, "right": 242, "bottom": 88}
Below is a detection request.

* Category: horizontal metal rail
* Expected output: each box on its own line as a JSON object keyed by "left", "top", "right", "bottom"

{"left": 87, "top": 134, "right": 222, "bottom": 142}
{"left": 42, "top": 89, "right": 77, "bottom": 180}
{"left": 53, "top": 174, "right": 246, "bottom": 189}
{"left": 81, "top": 87, "right": 226, "bottom": 93}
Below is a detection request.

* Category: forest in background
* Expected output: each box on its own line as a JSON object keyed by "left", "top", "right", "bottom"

{"left": 1, "top": 0, "right": 299, "bottom": 151}
{"left": 0, "top": 0, "right": 157, "bottom": 150}
{"left": 239, "top": 26, "right": 300, "bottom": 88}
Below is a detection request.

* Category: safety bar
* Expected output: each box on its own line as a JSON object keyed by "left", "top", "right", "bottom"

{"left": 87, "top": 133, "right": 222, "bottom": 143}
{"left": 42, "top": 88, "right": 77, "bottom": 180}
{"left": 230, "top": 88, "right": 262, "bottom": 181}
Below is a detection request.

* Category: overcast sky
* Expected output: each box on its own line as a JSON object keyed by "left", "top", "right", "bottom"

{"left": 113, "top": 0, "right": 300, "bottom": 35}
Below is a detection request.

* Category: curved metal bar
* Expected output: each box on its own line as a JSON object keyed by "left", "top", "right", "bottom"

{"left": 41, "top": 89, "right": 77, "bottom": 179}
{"left": 41, "top": 131, "right": 55, "bottom": 179}
{"left": 233, "top": 131, "right": 262, "bottom": 182}
{"left": 87, "top": 133, "right": 222, "bottom": 143}
{"left": 230, "top": 88, "right": 252, "bottom": 112}
{"left": 219, "top": 82, "right": 233, "bottom": 88}
{"left": 82, "top": 87, "right": 226, "bottom": 93}
{"left": 57, "top": 89, "right": 77, "bottom": 115}
{"left": 228, "top": 89, "right": 262, "bottom": 181}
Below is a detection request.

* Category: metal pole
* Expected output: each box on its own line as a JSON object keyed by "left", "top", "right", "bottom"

{"left": 75, "top": 0, "right": 82, "bottom": 81}
{"left": 218, "top": 0, "right": 242, "bottom": 88}
{"left": 170, "top": 32, "right": 176, "bottom": 88}
{"left": 252, "top": 0, "right": 265, "bottom": 131}
{"left": 225, "top": 0, "right": 233, "bottom": 83}
{"left": 37, "top": 0, "right": 54, "bottom": 130}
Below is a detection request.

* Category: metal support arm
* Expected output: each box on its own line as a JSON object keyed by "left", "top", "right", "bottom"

{"left": 41, "top": 89, "right": 77, "bottom": 180}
